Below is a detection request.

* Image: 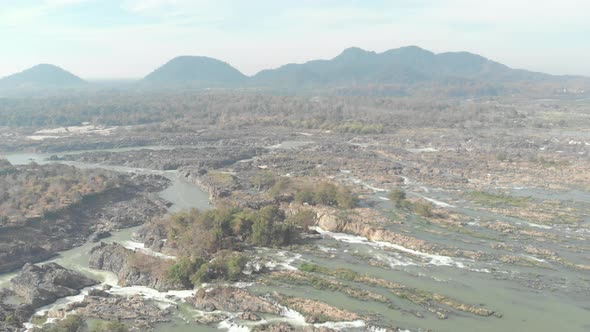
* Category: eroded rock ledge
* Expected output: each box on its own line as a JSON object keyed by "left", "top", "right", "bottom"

{"left": 89, "top": 242, "right": 183, "bottom": 291}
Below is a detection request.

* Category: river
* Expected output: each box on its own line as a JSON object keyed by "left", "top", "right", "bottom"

{"left": 1, "top": 148, "right": 590, "bottom": 331}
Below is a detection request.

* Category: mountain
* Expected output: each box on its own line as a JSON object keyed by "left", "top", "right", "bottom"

{"left": 251, "top": 46, "right": 550, "bottom": 88}
{"left": 0, "top": 64, "right": 86, "bottom": 90}
{"left": 142, "top": 56, "right": 247, "bottom": 87}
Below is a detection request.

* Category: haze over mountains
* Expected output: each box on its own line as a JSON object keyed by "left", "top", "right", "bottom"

{"left": 1, "top": 46, "right": 588, "bottom": 96}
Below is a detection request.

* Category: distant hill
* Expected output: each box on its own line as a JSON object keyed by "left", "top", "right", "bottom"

{"left": 251, "top": 46, "right": 551, "bottom": 87}
{"left": 0, "top": 64, "right": 86, "bottom": 90}
{"left": 142, "top": 56, "right": 247, "bottom": 87}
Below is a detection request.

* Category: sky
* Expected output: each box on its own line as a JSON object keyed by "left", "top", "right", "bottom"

{"left": 1, "top": 0, "right": 589, "bottom": 79}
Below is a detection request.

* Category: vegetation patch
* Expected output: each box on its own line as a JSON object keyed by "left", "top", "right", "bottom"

{"left": 387, "top": 189, "right": 434, "bottom": 218}
{"left": 162, "top": 205, "right": 303, "bottom": 287}
{"left": 268, "top": 271, "right": 389, "bottom": 303}
{"left": 466, "top": 191, "right": 530, "bottom": 208}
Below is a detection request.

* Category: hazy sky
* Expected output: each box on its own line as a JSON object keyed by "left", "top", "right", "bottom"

{"left": 1, "top": 0, "right": 589, "bottom": 79}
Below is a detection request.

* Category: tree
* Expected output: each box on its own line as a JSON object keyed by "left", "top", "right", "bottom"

{"left": 314, "top": 182, "right": 339, "bottom": 206}
{"left": 336, "top": 187, "right": 359, "bottom": 209}
{"left": 168, "top": 257, "right": 206, "bottom": 287}
{"left": 231, "top": 211, "right": 255, "bottom": 240}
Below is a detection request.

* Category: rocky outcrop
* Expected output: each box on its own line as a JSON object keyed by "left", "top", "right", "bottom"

{"left": 286, "top": 204, "right": 442, "bottom": 254}
{"left": 302, "top": 204, "right": 485, "bottom": 259}
{"left": 191, "top": 287, "right": 281, "bottom": 315}
{"left": 0, "top": 244, "right": 56, "bottom": 274}
{"left": 10, "top": 263, "right": 97, "bottom": 308}
{"left": 101, "top": 193, "right": 169, "bottom": 229}
{"left": 316, "top": 205, "right": 490, "bottom": 260}
{"left": 67, "top": 290, "right": 169, "bottom": 330}
{"left": 89, "top": 243, "right": 182, "bottom": 291}
{"left": 0, "top": 177, "right": 170, "bottom": 274}
{"left": 61, "top": 146, "right": 263, "bottom": 172}
{"left": 133, "top": 222, "right": 168, "bottom": 253}
{"left": 178, "top": 169, "right": 231, "bottom": 202}
{"left": 271, "top": 293, "right": 360, "bottom": 324}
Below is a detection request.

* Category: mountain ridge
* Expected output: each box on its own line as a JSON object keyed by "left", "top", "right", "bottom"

{"left": 1, "top": 46, "right": 588, "bottom": 96}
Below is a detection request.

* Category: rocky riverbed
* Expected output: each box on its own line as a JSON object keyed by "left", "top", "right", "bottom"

{"left": 0, "top": 96, "right": 589, "bottom": 332}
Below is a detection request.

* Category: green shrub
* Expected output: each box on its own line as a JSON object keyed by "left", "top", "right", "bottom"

{"left": 251, "top": 206, "right": 287, "bottom": 247}
{"left": 388, "top": 189, "right": 406, "bottom": 208}
{"left": 299, "top": 263, "right": 320, "bottom": 272}
{"left": 294, "top": 188, "right": 315, "bottom": 205}
{"left": 412, "top": 201, "right": 433, "bottom": 218}
{"left": 336, "top": 187, "right": 359, "bottom": 209}
{"left": 466, "top": 191, "right": 530, "bottom": 207}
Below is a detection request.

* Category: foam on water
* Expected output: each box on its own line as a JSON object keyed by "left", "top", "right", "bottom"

{"left": 264, "top": 251, "right": 302, "bottom": 271}
{"left": 523, "top": 222, "right": 552, "bottom": 230}
{"left": 350, "top": 178, "right": 387, "bottom": 192}
{"left": 374, "top": 253, "right": 417, "bottom": 267}
{"left": 315, "top": 320, "right": 365, "bottom": 329}
{"left": 417, "top": 195, "right": 456, "bottom": 208}
{"left": 107, "top": 285, "right": 196, "bottom": 305}
{"left": 279, "top": 306, "right": 307, "bottom": 325}
{"left": 524, "top": 255, "right": 548, "bottom": 263}
{"left": 313, "top": 227, "right": 466, "bottom": 268}
{"left": 217, "top": 320, "right": 251, "bottom": 332}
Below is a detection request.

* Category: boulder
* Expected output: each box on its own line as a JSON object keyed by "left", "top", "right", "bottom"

{"left": 10, "top": 263, "right": 97, "bottom": 308}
